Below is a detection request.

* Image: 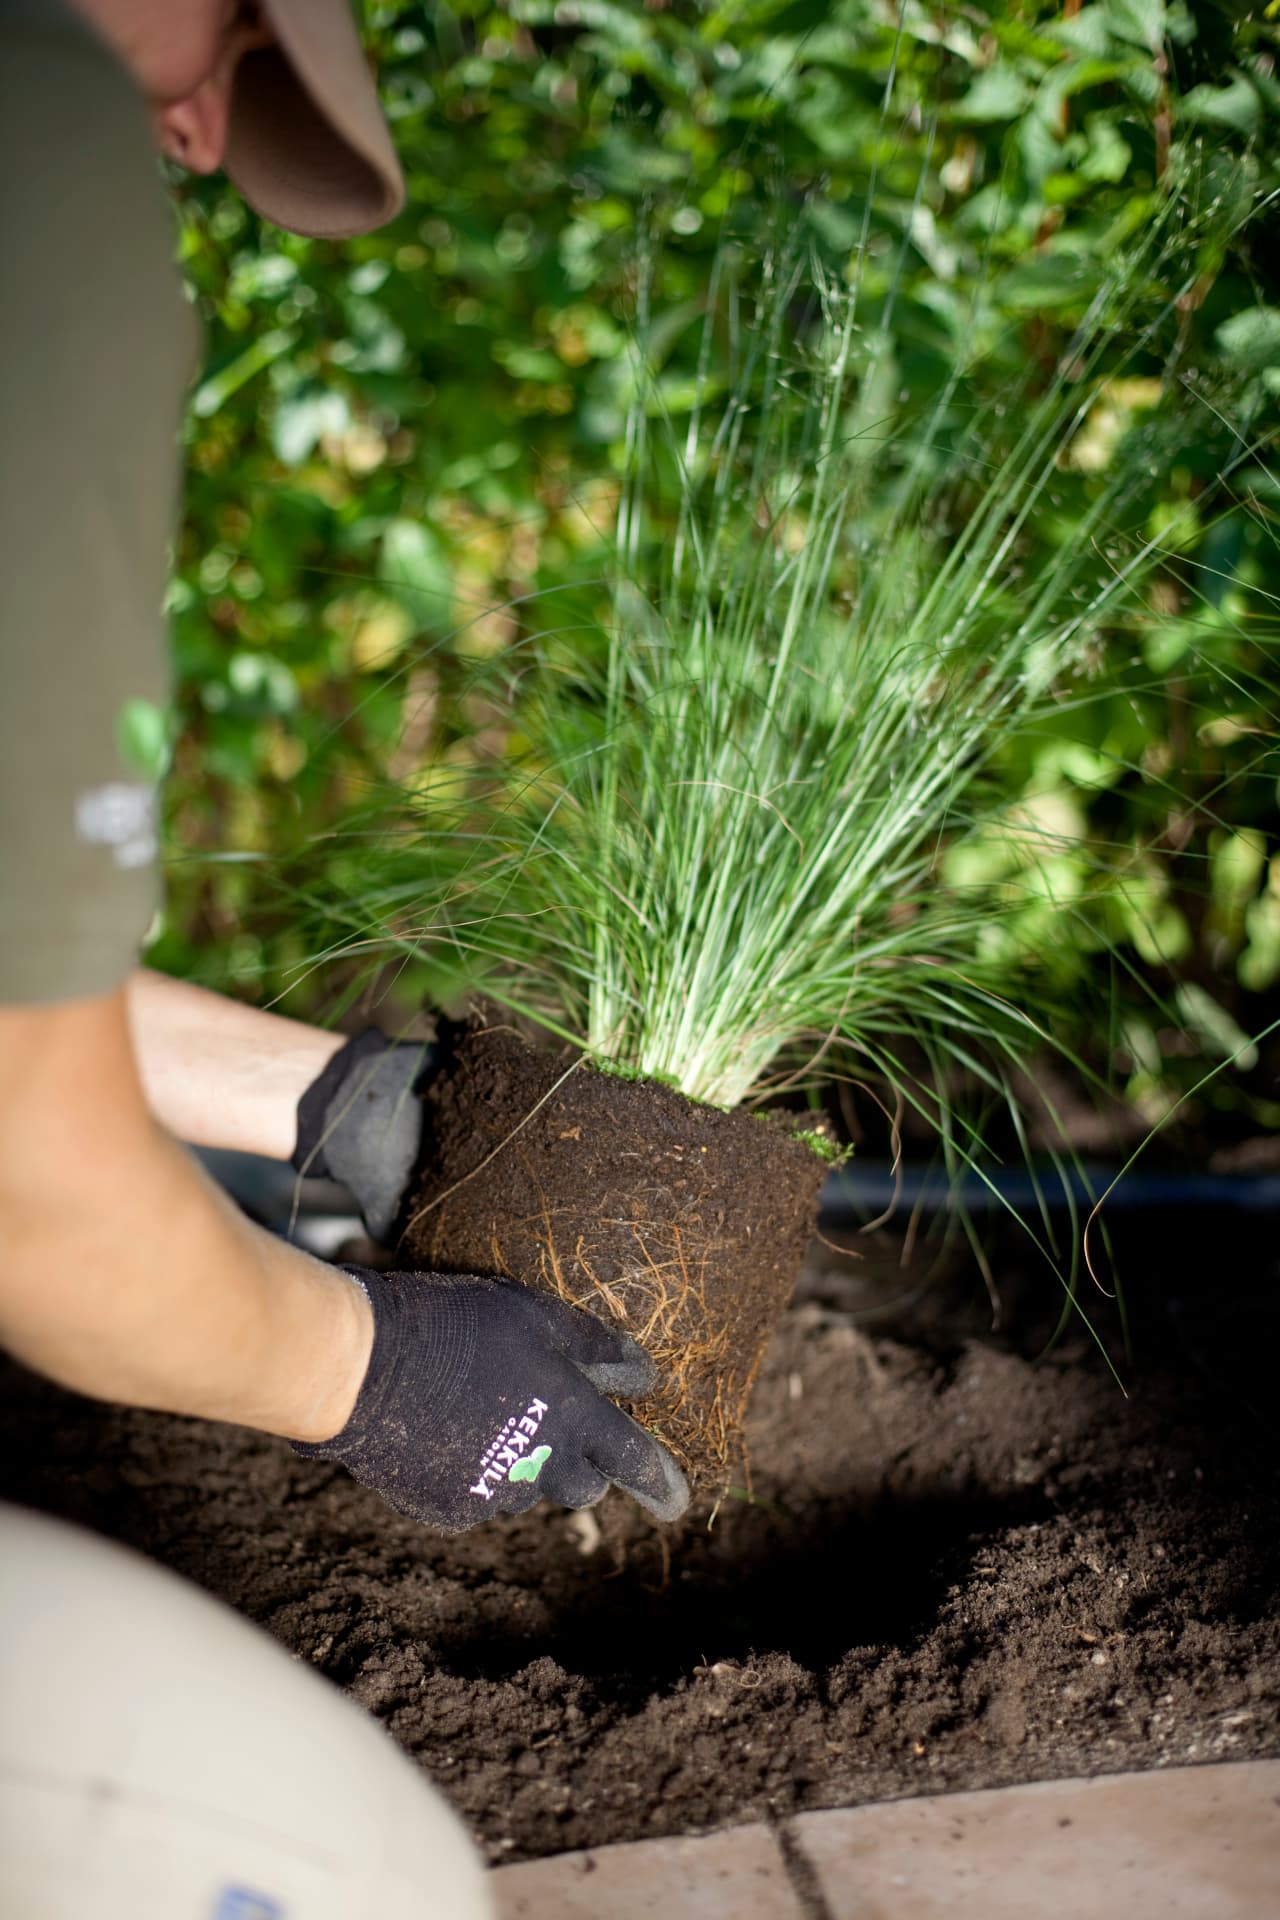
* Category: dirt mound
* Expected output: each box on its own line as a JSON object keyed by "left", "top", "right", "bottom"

{"left": 3, "top": 1215, "right": 1277, "bottom": 1865}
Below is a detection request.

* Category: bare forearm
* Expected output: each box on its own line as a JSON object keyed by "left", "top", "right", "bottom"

{"left": 126, "top": 968, "right": 342, "bottom": 1160}
{"left": 0, "top": 990, "right": 369, "bottom": 1441}
{"left": 2, "top": 1135, "right": 369, "bottom": 1440}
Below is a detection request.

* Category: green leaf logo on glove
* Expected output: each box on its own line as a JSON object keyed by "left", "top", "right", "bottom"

{"left": 508, "top": 1444, "right": 552, "bottom": 1485}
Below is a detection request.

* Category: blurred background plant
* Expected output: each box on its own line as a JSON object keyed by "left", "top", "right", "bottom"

{"left": 154, "top": 0, "right": 1279, "bottom": 1157}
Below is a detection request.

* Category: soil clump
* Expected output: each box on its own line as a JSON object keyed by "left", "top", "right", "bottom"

{"left": 401, "top": 1016, "right": 827, "bottom": 1487}
{"left": 3, "top": 1206, "right": 1277, "bottom": 1866}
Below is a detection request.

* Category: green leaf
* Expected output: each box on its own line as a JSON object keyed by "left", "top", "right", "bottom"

{"left": 1130, "top": 899, "right": 1192, "bottom": 966}
{"left": 997, "top": 251, "right": 1096, "bottom": 312}
{"left": 379, "top": 519, "right": 453, "bottom": 627}
{"left": 1180, "top": 75, "right": 1262, "bottom": 136}
{"left": 226, "top": 652, "right": 298, "bottom": 714}
{"left": 272, "top": 390, "right": 351, "bottom": 466}
{"left": 1174, "top": 982, "right": 1259, "bottom": 1069}
{"left": 1142, "top": 620, "right": 1194, "bottom": 672}
{"left": 1240, "top": 894, "right": 1280, "bottom": 993}
{"left": 953, "top": 67, "right": 1032, "bottom": 125}
{"left": 116, "top": 698, "right": 172, "bottom": 781}
{"left": 1146, "top": 496, "right": 1202, "bottom": 555}
{"left": 1051, "top": 7, "right": 1118, "bottom": 58}
{"left": 1214, "top": 307, "right": 1280, "bottom": 373}
{"left": 190, "top": 329, "right": 299, "bottom": 419}
{"left": 1080, "top": 116, "right": 1132, "bottom": 184}
{"left": 1104, "top": 0, "right": 1164, "bottom": 50}
{"left": 508, "top": 1444, "right": 552, "bottom": 1484}
{"left": 1211, "top": 829, "right": 1267, "bottom": 912}
{"left": 492, "top": 343, "right": 564, "bottom": 381}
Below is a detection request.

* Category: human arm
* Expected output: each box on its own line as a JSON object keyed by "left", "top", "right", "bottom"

{"left": 0, "top": 986, "right": 371, "bottom": 1442}
{"left": 0, "top": 987, "right": 689, "bottom": 1523}
{"left": 125, "top": 967, "right": 345, "bottom": 1161}
{"left": 126, "top": 969, "right": 433, "bottom": 1238}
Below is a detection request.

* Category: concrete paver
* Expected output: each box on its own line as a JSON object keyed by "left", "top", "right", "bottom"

{"left": 792, "top": 1761, "right": 1280, "bottom": 1919}
{"left": 490, "top": 1761, "right": 1280, "bottom": 1919}
{"left": 490, "top": 1820, "right": 802, "bottom": 1919}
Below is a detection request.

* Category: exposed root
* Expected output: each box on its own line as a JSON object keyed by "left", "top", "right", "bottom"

{"left": 476, "top": 1178, "right": 752, "bottom": 1481}
{"left": 488, "top": 1234, "right": 512, "bottom": 1279}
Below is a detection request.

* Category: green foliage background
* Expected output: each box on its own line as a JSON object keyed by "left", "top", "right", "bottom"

{"left": 156, "top": 0, "right": 1280, "bottom": 1139}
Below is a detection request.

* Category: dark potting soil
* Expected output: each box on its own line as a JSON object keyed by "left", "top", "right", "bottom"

{"left": 3, "top": 1208, "right": 1278, "bottom": 1866}
{"left": 403, "top": 1018, "right": 828, "bottom": 1486}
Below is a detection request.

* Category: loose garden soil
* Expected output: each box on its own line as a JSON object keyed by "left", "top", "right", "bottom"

{"left": 2, "top": 1205, "right": 1277, "bottom": 1867}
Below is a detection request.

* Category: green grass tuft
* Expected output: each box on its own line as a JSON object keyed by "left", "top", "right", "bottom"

{"left": 307, "top": 153, "right": 1268, "bottom": 1240}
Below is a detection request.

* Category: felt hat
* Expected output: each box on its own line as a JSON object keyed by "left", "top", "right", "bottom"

{"left": 224, "top": 0, "right": 405, "bottom": 238}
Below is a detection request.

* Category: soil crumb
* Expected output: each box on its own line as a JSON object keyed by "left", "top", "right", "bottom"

{"left": 2, "top": 1214, "right": 1277, "bottom": 1865}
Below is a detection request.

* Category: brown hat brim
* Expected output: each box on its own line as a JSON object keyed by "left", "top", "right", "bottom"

{"left": 224, "top": 0, "right": 405, "bottom": 239}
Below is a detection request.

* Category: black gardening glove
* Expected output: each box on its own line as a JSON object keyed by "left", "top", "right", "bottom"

{"left": 294, "top": 1267, "right": 690, "bottom": 1532}
{"left": 293, "top": 1030, "right": 438, "bottom": 1242}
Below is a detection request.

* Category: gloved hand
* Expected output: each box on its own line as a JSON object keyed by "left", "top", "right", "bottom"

{"left": 293, "top": 1267, "right": 691, "bottom": 1531}
{"left": 293, "top": 1030, "right": 437, "bottom": 1241}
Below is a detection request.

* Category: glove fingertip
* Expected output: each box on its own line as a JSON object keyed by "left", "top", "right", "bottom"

{"left": 628, "top": 1449, "right": 692, "bottom": 1524}
{"left": 520, "top": 1289, "right": 657, "bottom": 1381}
{"left": 574, "top": 1341, "right": 657, "bottom": 1399}
{"left": 588, "top": 1407, "right": 692, "bottom": 1525}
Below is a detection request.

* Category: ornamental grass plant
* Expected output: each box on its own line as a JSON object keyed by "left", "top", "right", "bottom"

{"left": 293, "top": 150, "right": 1272, "bottom": 1482}
{"left": 315, "top": 160, "right": 1262, "bottom": 1157}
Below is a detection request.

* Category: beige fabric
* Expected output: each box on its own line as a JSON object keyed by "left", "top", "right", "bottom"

{"left": 225, "top": 0, "right": 405, "bottom": 238}
{"left": 0, "top": 0, "right": 194, "bottom": 1004}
